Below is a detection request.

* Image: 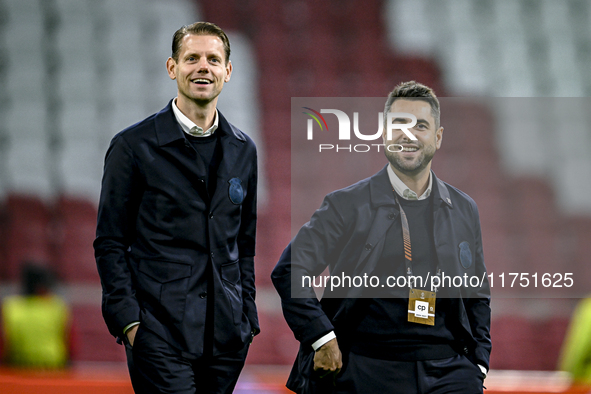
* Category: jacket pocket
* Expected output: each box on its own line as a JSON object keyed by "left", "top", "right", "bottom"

{"left": 138, "top": 259, "right": 192, "bottom": 323}
{"left": 221, "top": 260, "right": 242, "bottom": 325}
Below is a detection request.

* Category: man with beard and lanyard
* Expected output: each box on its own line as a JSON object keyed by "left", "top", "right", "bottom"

{"left": 272, "top": 81, "right": 491, "bottom": 393}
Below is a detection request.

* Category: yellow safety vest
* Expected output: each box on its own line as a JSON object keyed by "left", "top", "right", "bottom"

{"left": 2, "top": 295, "right": 70, "bottom": 368}
{"left": 559, "top": 297, "right": 591, "bottom": 384}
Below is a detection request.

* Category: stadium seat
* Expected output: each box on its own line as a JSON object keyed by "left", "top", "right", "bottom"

{"left": 260, "top": 69, "right": 290, "bottom": 112}
{"left": 439, "top": 101, "right": 497, "bottom": 154}
{"left": 255, "top": 213, "right": 292, "bottom": 286}
{"left": 263, "top": 111, "right": 291, "bottom": 148}
{"left": 250, "top": 0, "right": 284, "bottom": 33}
{"left": 481, "top": 228, "right": 518, "bottom": 279}
{"left": 58, "top": 138, "right": 103, "bottom": 203}
{"left": 507, "top": 177, "right": 558, "bottom": 233}
{"left": 199, "top": 0, "right": 240, "bottom": 30}
{"left": 253, "top": 26, "right": 289, "bottom": 72}
{"left": 70, "top": 304, "right": 126, "bottom": 362}
{"left": 490, "top": 315, "right": 537, "bottom": 370}
{"left": 53, "top": 196, "right": 100, "bottom": 283}
{"left": 245, "top": 309, "right": 299, "bottom": 365}
{"left": 339, "top": 0, "right": 383, "bottom": 35}
{"left": 3, "top": 0, "right": 43, "bottom": 51}
{"left": 2, "top": 194, "right": 54, "bottom": 281}
{"left": 493, "top": 313, "right": 570, "bottom": 371}
{"left": 564, "top": 217, "right": 591, "bottom": 294}
{"left": 534, "top": 317, "right": 571, "bottom": 370}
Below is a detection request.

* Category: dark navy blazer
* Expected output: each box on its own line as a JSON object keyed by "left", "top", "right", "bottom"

{"left": 94, "top": 100, "right": 258, "bottom": 357}
{"left": 271, "top": 166, "right": 491, "bottom": 393}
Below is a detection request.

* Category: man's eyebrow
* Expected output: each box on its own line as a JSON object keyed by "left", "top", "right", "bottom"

{"left": 184, "top": 52, "right": 222, "bottom": 59}
{"left": 391, "top": 117, "right": 431, "bottom": 125}
{"left": 391, "top": 117, "right": 413, "bottom": 123}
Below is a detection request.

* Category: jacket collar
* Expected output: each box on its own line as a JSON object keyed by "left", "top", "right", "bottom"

{"left": 369, "top": 165, "right": 397, "bottom": 207}
{"left": 154, "top": 99, "right": 246, "bottom": 146}
{"left": 370, "top": 165, "right": 453, "bottom": 209}
{"left": 432, "top": 171, "right": 453, "bottom": 209}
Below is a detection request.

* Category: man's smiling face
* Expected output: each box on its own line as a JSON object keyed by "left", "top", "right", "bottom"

{"left": 383, "top": 99, "right": 443, "bottom": 177}
{"left": 166, "top": 34, "right": 232, "bottom": 107}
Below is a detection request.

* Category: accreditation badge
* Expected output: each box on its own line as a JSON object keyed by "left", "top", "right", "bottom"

{"left": 408, "top": 288, "right": 436, "bottom": 326}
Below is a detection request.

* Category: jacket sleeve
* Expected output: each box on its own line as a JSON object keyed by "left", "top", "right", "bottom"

{"left": 463, "top": 200, "right": 492, "bottom": 370}
{"left": 94, "top": 134, "right": 143, "bottom": 340}
{"left": 271, "top": 194, "right": 345, "bottom": 345}
{"left": 239, "top": 149, "right": 259, "bottom": 335}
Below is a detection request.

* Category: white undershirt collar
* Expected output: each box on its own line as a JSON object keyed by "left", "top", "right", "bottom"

{"left": 172, "top": 98, "right": 219, "bottom": 137}
{"left": 387, "top": 165, "right": 432, "bottom": 200}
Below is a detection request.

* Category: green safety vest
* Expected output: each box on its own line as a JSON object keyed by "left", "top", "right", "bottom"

{"left": 560, "top": 297, "right": 591, "bottom": 384}
{"left": 2, "top": 295, "right": 69, "bottom": 368}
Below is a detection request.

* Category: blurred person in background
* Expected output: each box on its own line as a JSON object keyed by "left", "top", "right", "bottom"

{"left": 1, "top": 263, "right": 71, "bottom": 368}
{"left": 272, "top": 81, "right": 491, "bottom": 393}
{"left": 94, "top": 21, "right": 259, "bottom": 394}
{"left": 559, "top": 297, "right": 591, "bottom": 385}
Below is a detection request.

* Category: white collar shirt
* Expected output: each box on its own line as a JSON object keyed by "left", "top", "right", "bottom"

{"left": 387, "top": 164, "right": 433, "bottom": 200}
{"left": 172, "top": 98, "right": 219, "bottom": 137}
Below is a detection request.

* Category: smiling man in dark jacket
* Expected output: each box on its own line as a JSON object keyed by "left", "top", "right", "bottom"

{"left": 94, "top": 22, "right": 258, "bottom": 394}
{"left": 272, "top": 81, "right": 491, "bottom": 393}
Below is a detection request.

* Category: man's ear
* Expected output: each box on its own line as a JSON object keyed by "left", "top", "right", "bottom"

{"left": 166, "top": 57, "right": 177, "bottom": 80}
{"left": 224, "top": 60, "right": 233, "bottom": 83}
{"left": 436, "top": 127, "right": 444, "bottom": 149}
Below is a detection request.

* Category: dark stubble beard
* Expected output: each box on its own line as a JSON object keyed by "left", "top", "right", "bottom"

{"left": 383, "top": 141, "right": 436, "bottom": 177}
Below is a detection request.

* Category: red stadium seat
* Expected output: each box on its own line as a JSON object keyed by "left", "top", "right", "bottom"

{"left": 263, "top": 111, "right": 291, "bottom": 148}
{"left": 490, "top": 315, "right": 537, "bottom": 370}
{"left": 71, "top": 304, "right": 126, "bottom": 362}
{"left": 253, "top": 26, "right": 290, "bottom": 72}
{"left": 53, "top": 197, "right": 100, "bottom": 283}
{"left": 246, "top": 309, "right": 299, "bottom": 365}
{"left": 250, "top": 0, "right": 284, "bottom": 32}
{"left": 439, "top": 102, "right": 498, "bottom": 156}
{"left": 199, "top": 0, "right": 242, "bottom": 31}
{"left": 259, "top": 69, "right": 291, "bottom": 112}
{"left": 2, "top": 194, "right": 54, "bottom": 281}
{"left": 507, "top": 177, "right": 559, "bottom": 233}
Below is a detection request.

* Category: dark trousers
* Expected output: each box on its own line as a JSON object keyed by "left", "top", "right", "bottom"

{"left": 125, "top": 326, "right": 248, "bottom": 394}
{"left": 312, "top": 351, "right": 484, "bottom": 394}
